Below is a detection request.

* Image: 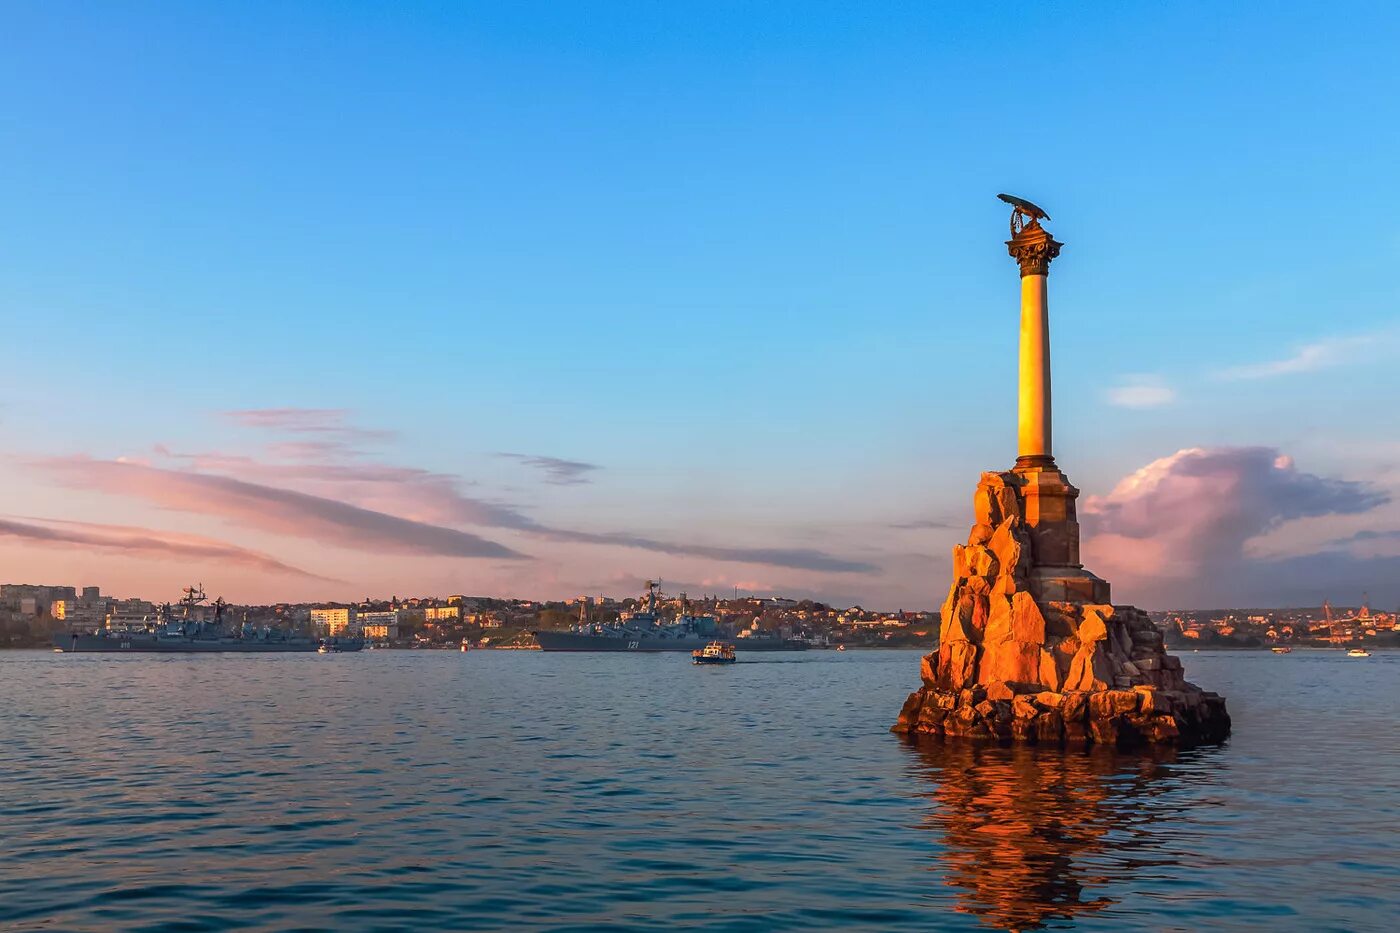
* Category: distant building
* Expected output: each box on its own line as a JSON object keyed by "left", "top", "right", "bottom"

{"left": 359, "top": 610, "right": 399, "bottom": 641}
{"left": 53, "top": 596, "right": 110, "bottom": 627}
{"left": 311, "top": 607, "right": 356, "bottom": 637}
{"left": 425, "top": 606, "right": 461, "bottom": 622}
{"left": 1, "top": 584, "right": 77, "bottom": 614}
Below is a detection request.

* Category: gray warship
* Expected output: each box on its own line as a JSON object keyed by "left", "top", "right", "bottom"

{"left": 53, "top": 585, "right": 357, "bottom": 654}
{"left": 533, "top": 582, "right": 808, "bottom": 652}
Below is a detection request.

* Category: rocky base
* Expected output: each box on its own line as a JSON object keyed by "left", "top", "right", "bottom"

{"left": 892, "top": 681, "right": 1230, "bottom": 748}
{"left": 893, "top": 466, "right": 1230, "bottom": 747}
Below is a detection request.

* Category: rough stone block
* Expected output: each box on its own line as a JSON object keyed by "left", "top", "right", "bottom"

{"left": 1064, "top": 643, "right": 1112, "bottom": 692}
{"left": 1037, "top": 649, "right": 1061, "bottom": 691}
{"left": 985, "top": 680, "right": 1015, "bottom": 701}
{"left": 1009, "top": 591, "right": 1046, "bottom": 643}
{"left": 980, "top": 639, "right": 1043, "bottom": 685}
{"left": 951, "top": 544, "right": 969, "bottom": 579}
{"left": 893, "top": 692, "right": 923, "bottom": 733}
{"left": 1077, "top": 608, "right": 1109, "bottom": 644}
{"left": 1060, "top": 692, "right": 1089, "bottom": 724}
{"left": 974, "top": 487, "right": 999, "bottom": 528}
{"left": 1134, "top": 687, "right": 1169, "bottom": 714}
{"left": 938, "top": 641, "right": 978, "bottom": 690}
{"left": 1089, "top": 718, "right": 1120, "bottom": 746}
{"left": 1089, "top": 690, "right": 1139, "bottom": 717}
{"left": 1035, "top": 710, "right": 1064, "bottom": 743}
{"left": 916, "top": 705, "right": 948, "bottom": 730}
{"left": 967, "top": 546, "right": 997, "bottom": 578}
{"left": 959, "top": 686, "right": 986, "bottom": 706}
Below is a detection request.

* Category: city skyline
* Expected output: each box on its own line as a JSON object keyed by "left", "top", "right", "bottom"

{"left": 4, "top": 3, "right": 1400, "bottom": 610}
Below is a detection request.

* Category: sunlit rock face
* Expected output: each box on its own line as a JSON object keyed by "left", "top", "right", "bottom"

{"left": 893, "top": 470, "right": 1230, "bottom": 747}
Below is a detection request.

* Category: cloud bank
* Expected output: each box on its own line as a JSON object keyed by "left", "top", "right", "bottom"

{"left": 1081, "top": 446, "right": 1388, "bottom": 607}
{"left": 0, "top": 516, "right": 324, "bottom": 579}
{"left": 36, "top": 449, "right": 878, "bottom": 575}
{"left": 39, "top": 457, "right": 526, "bottom": 561}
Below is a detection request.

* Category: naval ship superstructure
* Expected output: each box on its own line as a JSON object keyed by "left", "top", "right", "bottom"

{"left": 53, "top": 585, "right": 340, "bottom": 653}
{"left": 533, "top": 582, "right": 808, "bottom": 652}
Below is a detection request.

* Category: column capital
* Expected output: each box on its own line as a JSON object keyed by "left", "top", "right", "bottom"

{"left": 1006, "top": 222, "right": 1063, "bottom": 277}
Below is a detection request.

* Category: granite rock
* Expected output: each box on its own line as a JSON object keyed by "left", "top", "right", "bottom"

{"left": 893, "top": 468, "right": 1230, "bottom": 748}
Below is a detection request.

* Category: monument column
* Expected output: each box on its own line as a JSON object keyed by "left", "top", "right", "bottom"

{"left": 995, "top": 196, "right": 1105, "bottom": 601}
{"left": 1007, "top": 218, "right": 1061, "bottom": 470}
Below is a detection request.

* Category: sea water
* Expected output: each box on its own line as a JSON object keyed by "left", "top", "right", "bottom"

{"left": 1, "top": 648, "right": 1396, "bottom": 931}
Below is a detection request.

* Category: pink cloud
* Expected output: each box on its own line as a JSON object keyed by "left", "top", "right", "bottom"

{"left": 0, "top": 516, "right": 326, "bottom": 579}
{"left": 59, "top": 408, "right": 883, "bottom": 576}
{"left": 1081, "top": 447, "right": 1386, "bottom": 607}
{"left": 37, "top": 456, "right": 526, "bottom": 561}
{"left": 148, "top": 444, "right": 879, "bottom": 573}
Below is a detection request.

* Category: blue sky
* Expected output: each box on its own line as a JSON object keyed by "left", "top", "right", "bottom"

{"left": 2, "top": 2, "right": 1398, "bottom": 609}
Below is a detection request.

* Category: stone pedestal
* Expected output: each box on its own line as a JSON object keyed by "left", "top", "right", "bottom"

{"left": 892, "top": 471, "right": 1229, "bottom": 748}
{"left": 1013, "top": 460, "right": 1079, "bottom": 566}
{"left": 1011, "top": 461, "right": 1112, "bottom": 604}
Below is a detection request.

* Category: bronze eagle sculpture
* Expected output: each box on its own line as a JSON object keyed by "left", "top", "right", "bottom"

{"left": 997, "top": 193, "right": 1050, "bottom": 235}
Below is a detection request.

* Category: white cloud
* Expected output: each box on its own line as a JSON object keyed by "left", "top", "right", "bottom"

{"left": 1217, "top": 332, "right": 1384, "bottom": 380}
{"left": 1106, "top": 374, "right": 1176, "bottom": 409}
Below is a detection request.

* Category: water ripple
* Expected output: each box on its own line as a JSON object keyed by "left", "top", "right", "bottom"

{"left": 0, "top": 648, "right": 1396, "bottom": 931}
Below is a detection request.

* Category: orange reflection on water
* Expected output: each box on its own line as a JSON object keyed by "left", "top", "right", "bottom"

{"left": 906, "top": 739, "right": 1197, "bottom": 931}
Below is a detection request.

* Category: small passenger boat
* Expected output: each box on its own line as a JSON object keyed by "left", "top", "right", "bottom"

{"left": 1271, "top": 646, "right": 1293, "bottom": 654}
{"left": 692, "top": 641, "right": 736, "bottom": 665}
{"left": 1346, "top": 648, "right": 1372, "bottom": 658}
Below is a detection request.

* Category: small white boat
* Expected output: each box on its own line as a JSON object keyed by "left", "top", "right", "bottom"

{"left": 837, "top": 644, "right": 847, "bottom": 652}
{"left": 1347, "top": 648, "right": 1371, "bottom": 658}
{"left": 317, "top": 644, "right": 332, "bottom": 654}
{"left": 1271, "top": 646, "right": 1293, "bottom": 654}
{"left": 692, "top": 641, "right": 736, "bottom": 665}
